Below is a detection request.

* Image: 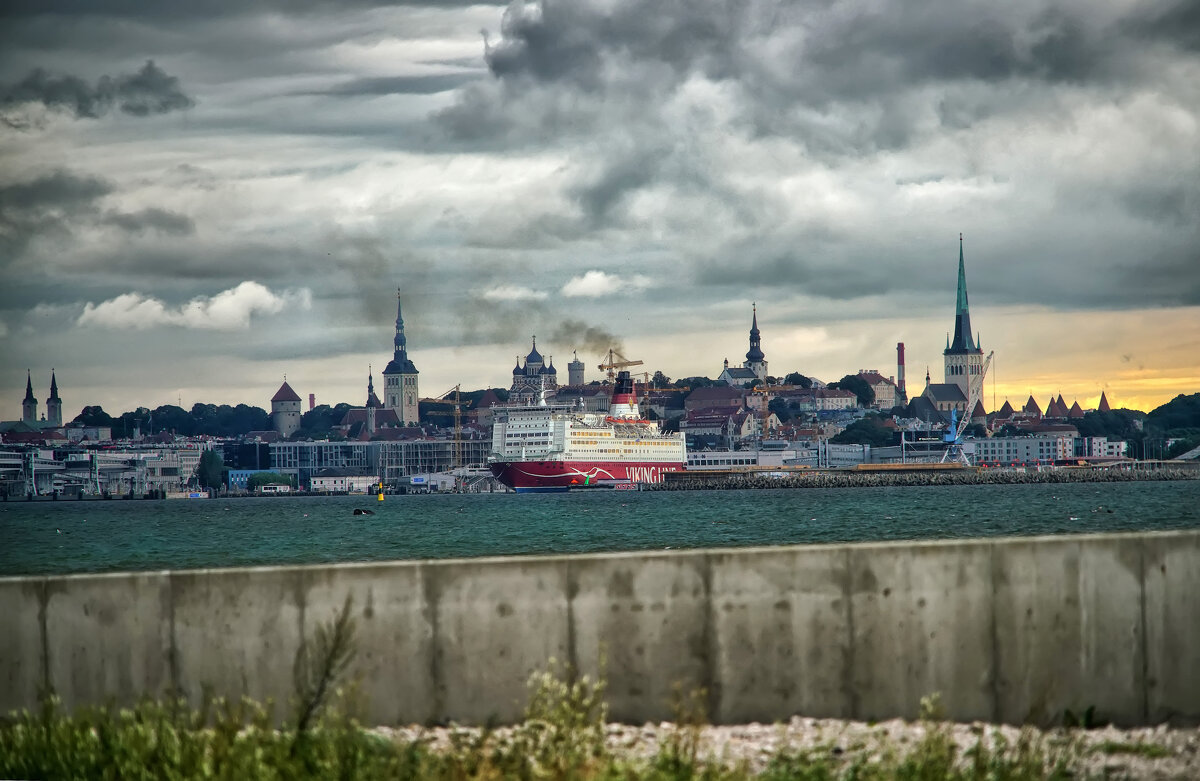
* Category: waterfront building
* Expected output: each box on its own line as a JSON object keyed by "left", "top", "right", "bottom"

{"left": 855, "top": 370, "right": 899, "bottom": 409}
{"left": 382, "top": 289, "right": 420, "bottom": 425}
{"left": 309, "top": 468, "right": 379, "bottom": 493}
{"left": 971, "top": 433, "right": 1075, "bottom": 465}
{"left": 270, "top": 379, "right": 302, "bottom": 438}
{"left": 269, "top": 438, "right": 492, "bottom": 487}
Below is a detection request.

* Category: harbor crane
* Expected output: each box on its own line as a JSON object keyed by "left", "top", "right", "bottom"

{"left": 421, "top": 385, "right": 464, "bottom": 468}
{"left": 942, "top": 351, "right": 994, "bottom": 465}
{"left": 597, "top": 349, "right": 643, "bottom": 382}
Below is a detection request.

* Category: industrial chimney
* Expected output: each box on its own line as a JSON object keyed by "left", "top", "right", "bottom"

{"left": 896, "top": 342, "right": 907, "bottom": 402}
{"left": 309, "top": 393, "right": 315, "bottom": 411}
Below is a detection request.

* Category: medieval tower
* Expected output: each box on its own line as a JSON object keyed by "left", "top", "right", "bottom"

{"left": 382, "top": 289, "right": 420, "bottom": 425}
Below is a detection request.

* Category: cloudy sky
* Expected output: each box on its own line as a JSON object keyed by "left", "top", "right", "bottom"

{"left": 1, "top": 0, "right": 1197, "bottom": 419}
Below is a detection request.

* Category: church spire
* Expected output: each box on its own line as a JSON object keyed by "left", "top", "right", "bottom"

{"left": 393, "top": 288, "right": 407, "bottom": 359}
{"left": 48, "top": 370, "right": 60, "bottom": 401}
{"left": 948, "top": 233, "right": 977, "bottom": 353}
{"left": 745, "top": 303, "right": 764, "bottom": 362}
{"left": 22, "top": 370, "right": 38, "bottom": 425}
{"left": 366, "top": 365, "right": 382, "bottom": 409}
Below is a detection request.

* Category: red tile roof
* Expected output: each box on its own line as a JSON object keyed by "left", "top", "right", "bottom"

{"left": 271, "top": 381, "right": 301, "bottom": 403}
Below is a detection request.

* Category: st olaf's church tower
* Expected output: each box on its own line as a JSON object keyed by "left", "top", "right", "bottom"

{"left": 382, "top": 289, "right": 420, "bottom": 425}
{"left": 943, "top": 234, "right": 985, "bottom": 401}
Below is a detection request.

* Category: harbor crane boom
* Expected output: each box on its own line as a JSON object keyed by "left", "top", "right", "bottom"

{"left": 942, "top": 350, "right": 994, "bottom": 464}
{"left": 597, "top": 349, "right": 643, "bottom": 382}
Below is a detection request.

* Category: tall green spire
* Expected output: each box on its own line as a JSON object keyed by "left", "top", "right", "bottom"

{"left": 948, "top": 233, "right": 977, "bottom": 353}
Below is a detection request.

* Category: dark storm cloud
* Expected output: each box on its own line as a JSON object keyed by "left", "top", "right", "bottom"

{"left": 0, "top": 0, "right": 498, "bottom": 17}
{"left": 316, "top": 72, "right": 482, "bottom": 97}
{"left": 103, "top": 208, "right": 195, "bottom": 236}
{"left": 1134, "top": 0, "right": 1200, "bottom": 52}
{"left": 0, "top": 170, "right": 200, "bottom": 265}
{"left": 0, "top": 170, "right": 112, "bottom": 257}
{"left": 1119, "top": 246, "right": 1200, "bottom": 307}
{"left": 448, "top": 0, "right": 1199, "bottom": 152}
{"left": 0, "top": 60, "right": 193, "bottom": 125}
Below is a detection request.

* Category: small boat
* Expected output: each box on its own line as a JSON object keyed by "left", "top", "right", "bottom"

{"left": 352, "top": 508, "right": 375, "bottom": 516}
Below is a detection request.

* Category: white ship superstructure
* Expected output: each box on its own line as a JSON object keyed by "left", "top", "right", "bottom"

{"left": 489, "top": 371, "right": 686, "bottom": 491}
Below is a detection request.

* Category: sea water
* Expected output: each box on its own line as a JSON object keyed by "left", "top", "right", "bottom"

{"left": 1, "top": 481, "right": 1197, "bottom": 577}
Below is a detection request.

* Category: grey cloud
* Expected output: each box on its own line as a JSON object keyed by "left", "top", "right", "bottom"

{"left": 103, "top": 208, "right": 195, "bottom": 236}
{"left": 0, "top": 60, "right": 194, "bottom": 124}
{"left": 0, "top": 170, "right": 111, "bottom": 257}
{"left": 1135, "top": 0, "right": 1200, "bottom": 52}
{"left": 0, "top": 0, "right": 499, "bottom": 18}
{"left": 317, "top": 72, "right": 482, "bottom": 97}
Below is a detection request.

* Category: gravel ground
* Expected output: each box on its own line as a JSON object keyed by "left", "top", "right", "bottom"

{"left": 379, "top": 717, "right": 1200, "bottom": 778}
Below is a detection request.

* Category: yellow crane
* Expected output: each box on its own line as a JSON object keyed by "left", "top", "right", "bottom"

{"left": 597, "top": 349, "right": 643, "bottom": 382}
{"left": 420, "top": 385, "right": 464, "bottom": 468}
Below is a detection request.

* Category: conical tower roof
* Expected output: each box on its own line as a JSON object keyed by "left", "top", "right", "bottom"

{"left": 272, "top": 380, "right": 301, "bottom": 403}
{"left": 1024, "top": 395, "right": 1041, "bottom": 416}
{"left": 1069, "top": 400, "right": 1084, "bottom": 418}
{"left": 998, "top": 399, "right": 1015, "bottom": 416}
{"left": 1098, "top": 391, "right": 1111, "bottom": 412}
{"left": 947, "top": 234, "right": 979, "bottom": 354}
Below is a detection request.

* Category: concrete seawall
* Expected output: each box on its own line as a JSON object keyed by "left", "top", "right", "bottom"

{"left": 2, "top": 531, "right": 1198, "bottom": 727}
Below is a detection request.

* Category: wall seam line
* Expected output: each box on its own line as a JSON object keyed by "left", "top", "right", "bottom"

{"left": 844, "top": 547, "right": 858, "bottom": 720}
{"left": 38, "top": 578, "right": 51, "bottom": 699}
{"left": 1138, "top": 538, "right": 1149, "bottom": 723}
{"left": 989, "top": 542, "right": 1001, "bottom": 724}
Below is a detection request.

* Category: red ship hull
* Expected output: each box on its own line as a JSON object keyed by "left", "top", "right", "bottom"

{"left": 489, "top": 460, "right": 683, "bottom": 492}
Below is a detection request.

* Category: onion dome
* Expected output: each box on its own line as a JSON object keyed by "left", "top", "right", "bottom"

{"left": 513, "top": 356, "right": 523, "bottom": 375}
{"left": 525, "top": 336, "right": 543, "bottom": 365}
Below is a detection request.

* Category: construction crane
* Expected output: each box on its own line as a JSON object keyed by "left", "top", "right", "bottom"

{"left": 942, "top": 351, "right": 994, "bottom": 464}
{"left": 420, "top": 385, "right": 464, "bottom": 468}
{"left": 597, "top": 349, "right": 643, "bottom": 382}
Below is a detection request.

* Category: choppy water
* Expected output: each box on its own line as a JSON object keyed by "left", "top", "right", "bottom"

{"left": 1, "top": 481, "right": 1197, "bottom": 577}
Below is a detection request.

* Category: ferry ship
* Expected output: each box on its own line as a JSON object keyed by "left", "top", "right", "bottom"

{"left": 488, "top": 371, "right": 686, "bottom": 492}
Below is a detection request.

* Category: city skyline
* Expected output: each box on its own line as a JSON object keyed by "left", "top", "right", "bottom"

{"left": 2, "top": 1, "right": 1198, "bottom": 417}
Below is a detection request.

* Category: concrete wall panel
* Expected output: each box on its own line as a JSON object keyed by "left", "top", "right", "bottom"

{"left": 1143, "top": 532, "right": 1200, "bottom": 724}
{"left": 994, "top": 536, "right": 1144, "bottom": 726}
{"left": 301, "top": 562, "right": 434, "bottom": 726}
{"left": 3, "top": 531, "right": 1197, "bottom": 727}
{"left": 170, "top": 567, "right": 304, "bottom": 712}
{"left": 0, "top": 578, "right": 46, "bottom": 714}
{"left": 850, "top": 541, "right": 995, "bottom": 722}
{"left": 571, "top": 552, "right": 709, "bottom": 723}
{"left": 43, "top": 571, "right": 172, "bottom": 711}
{"left": 709, "top": 546, "right": 851, "bottom": 723}
{"left": 430, "top": 558, "right": 569, "bottom": 724}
